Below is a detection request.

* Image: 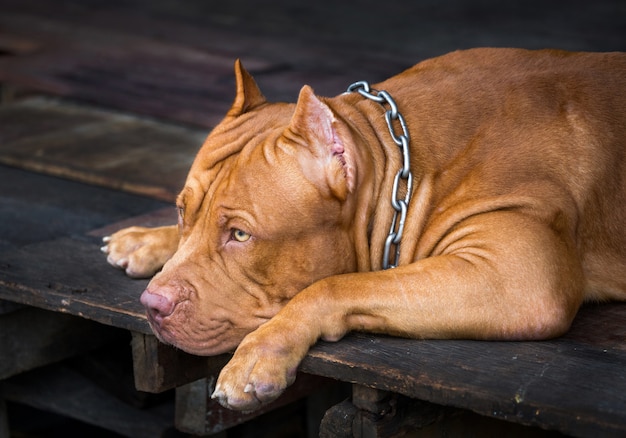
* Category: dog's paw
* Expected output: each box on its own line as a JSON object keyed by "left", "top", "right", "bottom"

{"left": 101, "top": 225, "right": 179, "bottom": 278}
{"left": 211, "top": 329, "right": 303, "bottom": 411}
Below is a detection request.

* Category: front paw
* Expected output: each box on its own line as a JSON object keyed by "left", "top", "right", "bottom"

{"left": 211, "top": 330, "right": 303, "bottom": 411}
{"left": 101, "top": 225, "right": 178, "bottom": 278}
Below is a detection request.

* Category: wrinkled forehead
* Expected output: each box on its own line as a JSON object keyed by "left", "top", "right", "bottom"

{"left": 178, "top": 103, "right": 295, "bottom": 207}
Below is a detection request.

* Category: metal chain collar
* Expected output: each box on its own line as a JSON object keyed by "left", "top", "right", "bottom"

{"left": 347, "top": 81, "right": 414, "bottom": 269}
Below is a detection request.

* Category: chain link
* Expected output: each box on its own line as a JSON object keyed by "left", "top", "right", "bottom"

{"left": 347, "top": 81, "right": 414, "bottom": 269}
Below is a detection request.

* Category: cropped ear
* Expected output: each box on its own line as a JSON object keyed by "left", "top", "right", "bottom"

{"left": 227, "top": 59, "right": 266, "bottom": 117}
{"left": 288, "top": 85, "right": 355, "bottom": 201}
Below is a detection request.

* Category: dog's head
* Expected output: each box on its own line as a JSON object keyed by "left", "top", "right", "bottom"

{"left": 141, "top": 61, "right": 365, "bottom": 355}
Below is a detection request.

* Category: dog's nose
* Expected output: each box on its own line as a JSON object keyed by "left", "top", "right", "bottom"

{"left": 140, "top": 289, "right": 175, "bottom": 323}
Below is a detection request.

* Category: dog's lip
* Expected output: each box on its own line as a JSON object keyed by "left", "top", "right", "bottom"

{"left": 146, "top": 309, "right": 165, "bottom": 326}
{"left": 146, "top": 315, "right": 175, "bottom": 344}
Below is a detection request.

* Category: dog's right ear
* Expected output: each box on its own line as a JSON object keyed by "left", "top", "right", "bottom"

{"left": 227, "top": 60, "right": 266, "bottom": 117}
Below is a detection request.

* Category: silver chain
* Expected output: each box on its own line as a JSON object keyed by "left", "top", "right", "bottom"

{"left": 347, "top": 81, "right": 414, "bottom": 269}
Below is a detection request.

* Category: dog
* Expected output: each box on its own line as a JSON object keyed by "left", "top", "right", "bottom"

{"left": 102, "top": 48, "right": 626, "bottom": 411}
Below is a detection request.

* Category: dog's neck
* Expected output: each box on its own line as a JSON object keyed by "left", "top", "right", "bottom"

{"left": 327, "top": 92, "right": 429, "bottom": 271}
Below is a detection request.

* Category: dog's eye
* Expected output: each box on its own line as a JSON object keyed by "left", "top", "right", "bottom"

{"left": 231, "top": 229, "right": 251, "bottom": 242}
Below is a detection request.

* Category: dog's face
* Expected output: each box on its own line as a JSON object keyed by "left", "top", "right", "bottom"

{"left": 143, "top": 64, "right": 359, "bottom": 355}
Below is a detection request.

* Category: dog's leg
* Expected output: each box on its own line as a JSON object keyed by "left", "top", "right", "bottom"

{"left": 212, "top": 211, "right": 585, "bottom": 410}
{"left": 101, "top": 225, "right": 179, "bottom": 278}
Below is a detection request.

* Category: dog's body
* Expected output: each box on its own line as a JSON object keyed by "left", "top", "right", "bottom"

{"left": 103, "top": 48, "right": 626, "bottom": 410}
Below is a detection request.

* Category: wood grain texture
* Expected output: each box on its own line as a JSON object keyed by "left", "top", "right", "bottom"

{"left": 0, "top": 165, "right": 171, "bottom": 252}
{"left": 301, "top": 303, "right": 626, "bottom": 437}
{"left": 131, "top": 332, "right": 229, "bottom": 393}
{"left": 0, "top": 236, "right": 151, "bottom": 333}
{"left": 1, "top": 0, "right": 623, "bottom": 130}
{"left": 0, "top": 1, "right": 624, "bottom": 435}
{"left": 0, "top": 98, "right": 203, "bottom": 202}
{"left": 0, "top": 166, "right": 170, "bottom": 332}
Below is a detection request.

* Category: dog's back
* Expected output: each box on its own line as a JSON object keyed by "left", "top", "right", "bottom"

{"left": 381, "top": 49, "right": 626, "bottom": 301}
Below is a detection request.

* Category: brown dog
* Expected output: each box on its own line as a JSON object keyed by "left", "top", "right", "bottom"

{"left": 102, "top": 48, "right": 626, "bottom": 410}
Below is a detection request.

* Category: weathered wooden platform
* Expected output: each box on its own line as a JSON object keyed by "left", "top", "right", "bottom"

{"left": 0, "top": 97, "right": 203, "bottom": 201}
{"left": 1, "top": 0, "right": 625, "bottom": 436}
{"left": 1, "top": 94, "right": 625, "bottom": 438}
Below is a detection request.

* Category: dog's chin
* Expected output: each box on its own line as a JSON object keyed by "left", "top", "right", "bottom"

{"left": 174, "top": 339, "right": 239, "bottom": 357}
{"left": 149, "top": 325, "right": 239, "bottom": 356}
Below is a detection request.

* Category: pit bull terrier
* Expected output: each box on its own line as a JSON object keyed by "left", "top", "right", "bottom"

{"left": 102, "top": 48, "right": 626, "bottom": 411}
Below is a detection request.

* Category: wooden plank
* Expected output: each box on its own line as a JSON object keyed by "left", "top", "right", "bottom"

{"left": 0, "top": 11, "right": 277, "bottom": 127}
{"left": 301, "top": 302, "right": 626, "bottom": 438}
{"left": 131, "top": 332, "right": 339, "bottom": 434}
{"left": 350, "top": 386, "right": 445, "bottom": 438}
{"left": 175, "top": 373, "right": 334, "bottom": 435}
{"left": 122, "top": 300, "right": 626, "bottom": 436}
{"left": 1, "top": 0, "right": 623, "bottom": 130}
{"left": 322, "top": 390, "right": 564, "bottom": 438}
{"left": 0, "top": 98, "right": 204, "bottom": 202}
{"left": 319, "top": 399, "right": 357, "bottom": 438}
{"left": 0, "top": 46, "right": 240, "bottom": 129}
{"left": 0, "top": 165, "right": 171, "bottom": 252}
{"left": 131, "top": 332, "right": 229, "bottom": 393}
{"left": 0, "top": 165, "right": 172, "bottom": 331}
{"left": 0, "top": 307, "right": 125, "bottom": 379}
{"left": 0, "top": 4, "right": 409, "bottom": 126}
{"left": 0, "top": 236, "right": 151, "bottom": 333}
{"left": 0, "top": 364, "right": 178, "bottom": 438}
